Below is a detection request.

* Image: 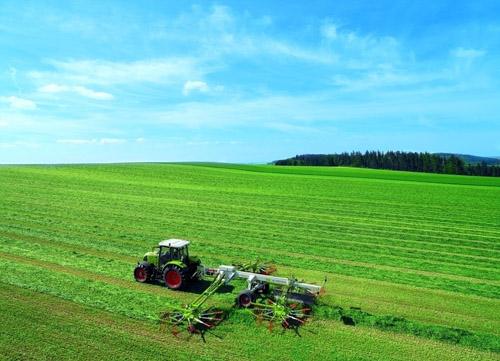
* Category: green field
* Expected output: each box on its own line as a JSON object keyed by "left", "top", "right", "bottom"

{"left": 0, "top": 163, "right": 499, "bottom": 360}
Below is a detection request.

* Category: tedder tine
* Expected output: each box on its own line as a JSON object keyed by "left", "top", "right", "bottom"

{"left": 256, "top": 313, "right": 263, "bottom": 325}
{"left": 172, "top": 325, "right": 181, "bottom": 338}
{"left": 206, "top": 328, "right": 224, "bottom": 340}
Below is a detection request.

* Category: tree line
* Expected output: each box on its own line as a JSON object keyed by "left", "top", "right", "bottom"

{"left": 274, "top": 151, "right": 500, "bottom": 177}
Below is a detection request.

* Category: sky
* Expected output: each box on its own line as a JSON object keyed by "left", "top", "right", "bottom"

{"left": 1, "top": 0, "right": 499, "bottom": 163}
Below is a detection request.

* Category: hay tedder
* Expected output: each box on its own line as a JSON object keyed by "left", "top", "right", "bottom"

{"left": 134, "top": 239, "right": 325, "bottom": 339}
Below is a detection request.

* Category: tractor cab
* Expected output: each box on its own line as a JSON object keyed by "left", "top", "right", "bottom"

{"left": 158, "top": 239, "right": 190, "bottom": 265}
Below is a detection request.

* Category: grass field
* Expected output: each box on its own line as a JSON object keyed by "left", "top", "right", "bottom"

{"left": 0, "top": 163, "right": 499, "bottom": 360}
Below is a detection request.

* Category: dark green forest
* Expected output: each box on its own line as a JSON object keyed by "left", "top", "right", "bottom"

{"left": 274, "top": 151, "right": 500, "bottom": 177}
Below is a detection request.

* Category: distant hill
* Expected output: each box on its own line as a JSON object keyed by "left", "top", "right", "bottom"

{"left": 435, "top": 153, "right": 500, "bottom": 165}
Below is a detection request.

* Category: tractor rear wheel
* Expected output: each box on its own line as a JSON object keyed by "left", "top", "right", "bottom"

{"left": 134, "top": 263, "right": 151, "bottom": 283}
{"left": 163, "top": 265, "right": 186, "bottom": 290}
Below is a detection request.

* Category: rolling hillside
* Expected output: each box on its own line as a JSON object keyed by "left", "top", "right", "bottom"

{"left": 0, "top": 163, "right": 499, "bottom": 360}
{"left": 436, "top": 153, "right": 500, "bottom": 165}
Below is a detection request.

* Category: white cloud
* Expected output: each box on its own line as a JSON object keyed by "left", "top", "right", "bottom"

{"left": 261, "top": 40, "right": 336, "bottom": 64}
{"left": 31, "top": 58, "right": 204, "bottom": 86}
{"left": 171, "top": 6, "right": 397, "bottom": 66}
{"left": 147, "top": 85, "right": 500, "bottom": 130}
{"left": 1, "top": 96, "right": 37, "bottom": 110}
{"left": 0, "top": 141, "right": 39, "bottom": 148}
{"left": 57, "top": 138, "right": 96, "bottom": 144}
{"left": 152, "top": 96, "right": 330, "bottom": 128}
{"left": 183, "top": 80, "right": 209, "bottom": 95}
{"left": 165, "top": 6, "right": 337, "bottom": 64}
{"left": 73, "top": 86, "right": 113, "bottom": 100}
{"left": 136, "top": 137, "right": 145, "bottom": 143}
{"left": 99, "top": 138, "right": 125, "bottom": 144}
{"left": 186, "top": 139, "right": 242, "bottom": 146}
{"left": 56, "top": 138, "right": 126, "bottom": 145}
{"left": 207, "top": 5, "right": 234, "bottom": 30}
{"left": 39, "top": 84, "right": 67, "bottom": 93}
{"left": 321, "top": 22, "right": 338, "bottom": 40}
{"left": 39, "top": 83, "right": 113, "bottom": 100}
{"left": 266, "top": 122, "right": 323, "bottom": 134}
{"left": 25, "top": 5, "right": 403, "bottom": 98}
{"left": 0, "top": 120, "right": 8, "bottom": 127}
{"left": 331, "top": 69, "right": 447, "bottom": 91}
{"left": 452, "top": 47, "right": 485, "bottom": 59}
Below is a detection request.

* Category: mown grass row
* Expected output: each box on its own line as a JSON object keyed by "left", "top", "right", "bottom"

{"left": 0, "top": 202, "right": 498, "bottom": 298}
{"left": 1, "top": 166, "right": 498, "bottom": 242}
{"left": 3, "top": 204, "right": 499, "bottom": 284}
{"left": 1, "top": 251, "right": 499, "bottom": 355}
{"left": 2, "top": 165, "right": 500, "bottom": 229}
{"left": 4, "top": 283, "right": 497, "bottom": 361}
{"left": 2, "top": 217, "right": 499, "bottom": 336}
{"left": 2, "top": 166, "right": 499, "bottom": 230}
{"left": 1, "top": 224, "right": 499, "bottom": 336}
{"left": 3, "top": 188, "right": 499, "bottom": 254}
{"left": 1, "top": 230, "right": 497, "bottom": 300}
{"left": 2, "top": 214, "right": 499, "bottom": 299}
{"left": 2, "top": 185, "right": 499, "bottom": 269}
{"left": 4, "top": 208, "right": 497, "bottom": 279}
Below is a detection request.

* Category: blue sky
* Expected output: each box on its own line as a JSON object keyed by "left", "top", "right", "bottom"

{"left": 1, "top": 0, "right": 499, "bottom": 163}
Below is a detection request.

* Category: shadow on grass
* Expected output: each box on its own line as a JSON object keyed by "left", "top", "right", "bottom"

{"left": 316, "top": 304, "right": 499, "bottom": 353}
{"left": 149, "top": 278, "right": 235, "bottom": 295}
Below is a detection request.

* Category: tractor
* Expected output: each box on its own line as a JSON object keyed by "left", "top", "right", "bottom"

{"left": 133, "top": 239, "right": 201, "bottom": 289}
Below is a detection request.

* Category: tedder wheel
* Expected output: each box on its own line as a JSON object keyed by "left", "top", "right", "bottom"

{"left": 134, "top": 264, "right": 151, "bottom": 283}
{"left": 236, "top": 290, "right": 255, "bottom": 308}
{"left": 163, "top": 265, "right": 186, "bottom": 290}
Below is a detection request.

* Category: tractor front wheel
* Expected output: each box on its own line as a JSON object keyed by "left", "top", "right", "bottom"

{"left": 163, "top": 265, "right": 186, "bottom": 290}
{"left": 134, "top": 263, "right": 151, "bottom": 283}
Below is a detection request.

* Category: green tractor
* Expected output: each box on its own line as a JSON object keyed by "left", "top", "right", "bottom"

{"left": 134, "top": 239, "right": 201, "bottom": 289}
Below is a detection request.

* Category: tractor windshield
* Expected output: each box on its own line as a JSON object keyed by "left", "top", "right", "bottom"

{"left": 171, "top": 246, "right": 187, "bottom": 260}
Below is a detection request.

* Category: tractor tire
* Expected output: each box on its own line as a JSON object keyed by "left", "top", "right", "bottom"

{"left": 163, "top": 265, "right": 187, "bottom": 290}
{"left": 134, "top": 262, "right": 152, "bottom": 283}
{"left": 236, "top": 290, "right": 255, "bottom": 308}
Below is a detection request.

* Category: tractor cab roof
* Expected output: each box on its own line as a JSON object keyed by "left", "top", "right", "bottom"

{"left": 158, "top": 239, "right": 190, "bottom": 248}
